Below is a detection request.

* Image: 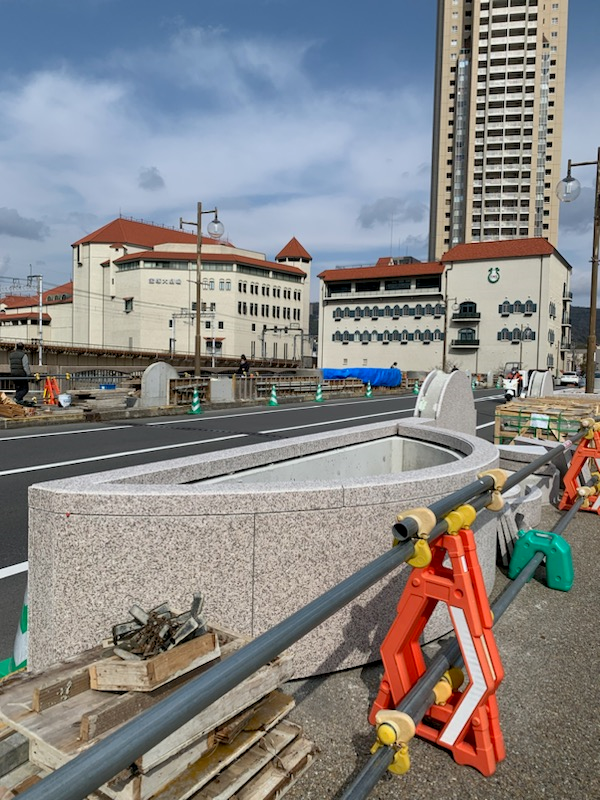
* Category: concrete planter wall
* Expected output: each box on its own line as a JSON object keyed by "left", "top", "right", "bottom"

{"left": 28, "top": 418, "right": 499, "bottom": 676}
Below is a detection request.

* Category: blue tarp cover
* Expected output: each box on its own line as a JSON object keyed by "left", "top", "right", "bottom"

{"left": 322, "top": 367, "right": 402, "bottom": 387}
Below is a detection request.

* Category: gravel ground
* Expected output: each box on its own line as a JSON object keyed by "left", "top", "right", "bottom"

{"left": 283, "top": 505, "right": 599, "bottom": 799}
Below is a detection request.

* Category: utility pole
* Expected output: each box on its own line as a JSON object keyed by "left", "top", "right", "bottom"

{"left": 179, "top": 203, "right": 224, "bottom": 376}
{"left": 37, "top": 274, "right": 43, "bottom": 366}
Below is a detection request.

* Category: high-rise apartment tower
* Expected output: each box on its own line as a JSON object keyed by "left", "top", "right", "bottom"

{"left": 428, "top": 0, "right": 569, "bottom": 260}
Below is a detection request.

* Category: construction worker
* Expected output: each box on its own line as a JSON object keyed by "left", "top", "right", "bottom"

{"left": 9, "top": 342, "right": 32, "bottom": 404}
{"left": 507, "top": 368, "right": 523, "bottom": 396}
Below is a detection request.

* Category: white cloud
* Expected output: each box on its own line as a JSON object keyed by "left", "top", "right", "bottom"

{"left": 1, "top": 17, "right": 598, "bottom": 311}
{"left": 0, "top": 25, "right": 433, "bottom": 294}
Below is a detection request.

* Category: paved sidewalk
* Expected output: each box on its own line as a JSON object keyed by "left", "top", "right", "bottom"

{"left": 284, "top": 504, "right": 599, "bottom": 800}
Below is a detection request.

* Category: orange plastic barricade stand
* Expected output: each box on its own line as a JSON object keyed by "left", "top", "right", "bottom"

{"left": 370, "top": 528, "right": 505, "bottom": 776}
{"left": 558, "top": 425, "right": 600, "bottom": 514}
{"left": 43, "top": 377, "right": 60, "bottom": 405}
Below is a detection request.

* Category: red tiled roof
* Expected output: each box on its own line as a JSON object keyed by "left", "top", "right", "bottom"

{"left": 112, "top": 250, "right": 307, "bottom": 277}
{"left": 276, "top": 237, "right": 311, "bottom": 261}
{"left": 0, "top": 311, "right": 51, "bottom": 322}
{"left": 0, "top": 294, "right": 33, "bottom": 308}
{"left": 43, "top": 281, "right": 73, "bottom": 304}
{"left": 72, "top": 216, "right": 234, "bottom": 249}
{"left": 318, "top": 261, "right": 443, "bottom": 282}
{"left": 442, "top": 238, "right": 556, "bottom": 262}
{"left": 2, "top": 282, "right": 73, "bottom": 309}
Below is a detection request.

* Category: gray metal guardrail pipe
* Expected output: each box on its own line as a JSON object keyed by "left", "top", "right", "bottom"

{"left": 339, "top": 488, "right": 590, "bottom": 800}
{"left": 19, "top": 426, "right": 590, "bottom": 800}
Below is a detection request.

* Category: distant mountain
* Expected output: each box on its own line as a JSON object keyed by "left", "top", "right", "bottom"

{"left": 570, "top": 306, "right": 600, "bottom": 346}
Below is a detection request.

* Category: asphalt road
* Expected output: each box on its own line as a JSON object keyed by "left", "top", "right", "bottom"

{"left": 0, "top": 389, "right": 502, "bottom": 660}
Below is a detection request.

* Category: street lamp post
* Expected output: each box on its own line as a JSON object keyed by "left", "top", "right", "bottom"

{"left": 557, "top": 147, "right": 600, "bottom": 393}
{"left": 180, "top": 203, "right": 224, "bottom": 376}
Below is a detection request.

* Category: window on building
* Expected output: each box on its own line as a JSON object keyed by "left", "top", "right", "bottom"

{"left": 124, "top": 298, "right": 134, "bottom": 313}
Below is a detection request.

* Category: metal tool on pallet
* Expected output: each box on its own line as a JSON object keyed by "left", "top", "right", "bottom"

{"left": 112, "top": 593, "right": 207, "bottom": 660}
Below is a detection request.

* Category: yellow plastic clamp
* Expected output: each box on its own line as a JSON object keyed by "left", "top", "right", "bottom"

{"left": 396, "top": 507, "right": 437, "bottom": 540}
{"left": 478, "top": 468, "right": 509, "bottom": 491}
{"left": 577, "top": 486, "right": 594, "bottom": 506}
{"left": 405, "top": 539, "right": 432, "bottom": 568}
{"left": 66, "top": 372, "right": 71, "bottom": 380}
{"left": 478, "top": 468, "right": 509, "bottom": 512}
{"left": 579, "top": 418, "right": 595, "bottom": 439}
{"left": 432, "top": 667, "right": 464, "bottom": 705}
{"left": 388, "top": 744, "right": 411, "bottom": 775}
{"left": 369, "top": 740, "right": 411, "bottom": 775}
{"left": 374, "top": 710, "right": 416, "bottom": 747}
{"left": 577, "top": 485, "right": 594, "bottom": 496}
{"left": 443, "top": 504, "right": 477, "bottom": 535}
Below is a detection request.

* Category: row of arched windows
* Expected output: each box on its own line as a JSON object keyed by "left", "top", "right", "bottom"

{"left": 498, "top": 299, "right": 537, "bottom": 315}
{"left": 497, "top": 327, "right": 536, "bottom": 342}
{"left": 332, "top": 329, "right": 444, "bottom": 343}
{"left": 333, "top": 303, "right": 445, "bottom": 320}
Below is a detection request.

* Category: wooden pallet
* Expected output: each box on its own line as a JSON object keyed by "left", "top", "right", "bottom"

{"left": 0, "top": 626, "right": 311, "bottom": 800}
{"left": 0, "top": 394, "right": 28, "bottom": 419}
{"left": 494, "top": 396, "right": 600, "bottom": 444}
{"left": 89, "top": 632, "right": 220, "bottom": 692}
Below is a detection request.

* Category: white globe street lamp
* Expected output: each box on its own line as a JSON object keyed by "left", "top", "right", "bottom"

{"left": 556, "top": 148, "right": 600, "bottom": 393}
{"left": 180, "top": 203, "right": 225, "bottom": 376}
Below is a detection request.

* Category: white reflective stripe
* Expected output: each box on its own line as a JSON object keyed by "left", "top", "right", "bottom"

{"left": 479, "top": 631, "right": 497, "bottom": 683}
{"left": 439, "top": 606, "right": 487, "bottom": 746}
{"left": 460, "top": 556, "right": 468, "bottom": 572}
{"left": 0, "top": 562, "right": 28, "bottom": 581}
{"left": 592, "top": 495, "right": 600, "bottom": 511}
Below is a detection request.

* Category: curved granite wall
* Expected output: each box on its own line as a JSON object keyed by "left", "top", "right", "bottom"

{"left": 28, "top": 418, "right": 499, "bottom": 676}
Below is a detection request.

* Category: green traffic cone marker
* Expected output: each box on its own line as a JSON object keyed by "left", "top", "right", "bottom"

{"left": 187, "top": 387, "right": 203, "bottom": 415}
{"left": 0, "top": 587, "right": 28, "bottom": 678}
{"left": 365, "top": 381, "right": 372, "bottom": 398}
{"left": 268, "top": 385, "right": 279, "bottom": 406}
{"left": 413, "top": 380, "right": 420, "bottom": 395}
{"left": 315, "top": 384, "right": 324, "bottom": 403}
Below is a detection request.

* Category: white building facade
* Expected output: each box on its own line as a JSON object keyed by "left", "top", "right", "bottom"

{"left": 0, "top": 282, "right": 73, "bottom": 349}
{"left": 318, "top": 239, "right": 572, "bottom": 376}
{"left": 69, "top": 217, "right": 311, "bottom": 362}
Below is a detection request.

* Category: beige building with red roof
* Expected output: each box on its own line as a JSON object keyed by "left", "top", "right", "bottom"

{"left": 318, "top": 238, "right": 572, "bottom": 376}
{"left": 0, "top": 282, "right": 73, "bottom": 348}
{"left": 70, "top": 216, "right": 311, "bottom": 362}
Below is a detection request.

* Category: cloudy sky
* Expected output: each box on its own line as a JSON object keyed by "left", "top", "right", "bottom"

{"left": 0, "top": 0, "right": 599, "bottom": 305}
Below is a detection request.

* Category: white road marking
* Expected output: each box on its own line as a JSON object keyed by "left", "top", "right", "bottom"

{"left": 0, "top": 562, "right": 28, "bottom": 580}
{"left": 0, "top": 391, "right": 500, "bottom": 475}
{"left": 262, "top": 407, "right": 415, "bottom": 434}
{"left": 0, "top": 434, "right": 247, "bottom": 477}
{"left": 0, "top": 426, "right": 131, "bottom": 442}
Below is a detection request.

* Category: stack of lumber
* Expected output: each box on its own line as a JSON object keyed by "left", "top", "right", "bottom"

{"left": 0, "top": 626, "right": 317, "bottom": 799}
{"left": 494, "top": 395, "right": 600, "bottom": 445}
{"left": 0, "top": 393, "right": 31, "bottom": 419}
